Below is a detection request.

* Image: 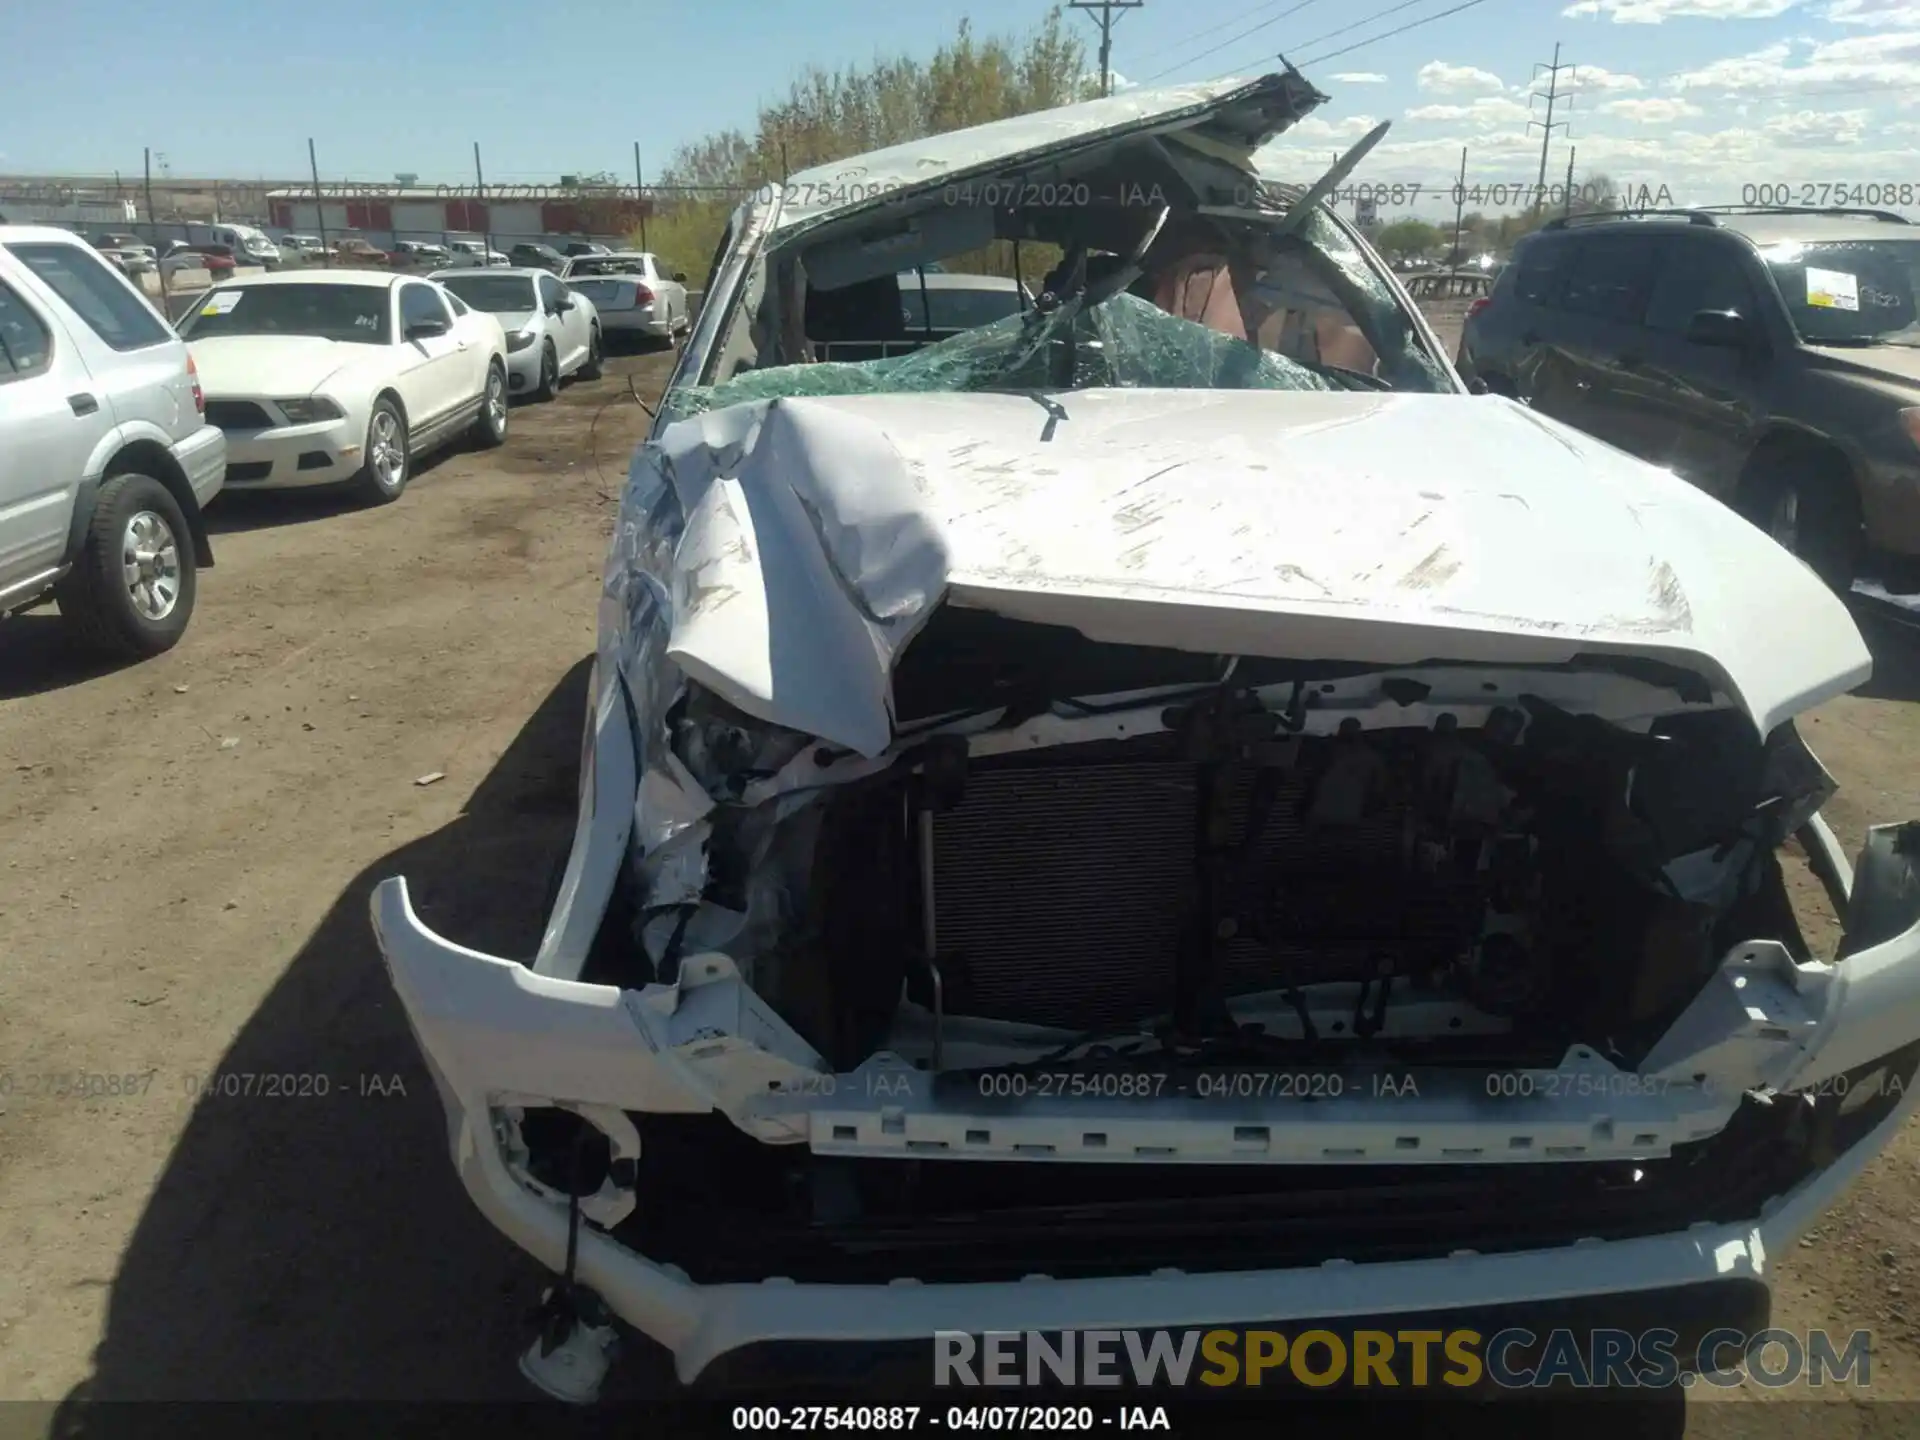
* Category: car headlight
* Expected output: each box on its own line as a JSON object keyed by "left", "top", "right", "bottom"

{"left": 276, "top": 396, "right": 343, "bottom": 423}
{"left": 507, "top": 330, "right": 537, "bottom": 353}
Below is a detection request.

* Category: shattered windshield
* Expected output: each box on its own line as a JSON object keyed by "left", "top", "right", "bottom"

{"left": 670, "top": 202, "right": 1450, "bottom": 419}
{"left": 673, "top": 291, "right": 1338, "bottom": 416}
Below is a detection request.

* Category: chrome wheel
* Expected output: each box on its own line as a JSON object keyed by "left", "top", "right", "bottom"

{"left": 486, "top": 367, "right": 507, "bottom": 436}
{"left": 122, "top": 510, "right": 181, "bottom": 621}
{"left": 370, "top": 408, "right": 406, "bottom": 490}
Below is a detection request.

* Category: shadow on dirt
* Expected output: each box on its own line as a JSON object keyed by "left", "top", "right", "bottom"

{"left": 202, "top": 450, "right": 465, "bottom": 537}
{"left": 0, "top": 611, "right": 131, "bottom": 702}
{"left": 50, "top": 658, "right": 597, "bottom": 1415}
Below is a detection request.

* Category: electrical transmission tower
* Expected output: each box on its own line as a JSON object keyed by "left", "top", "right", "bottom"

{"left": 1528, "top": 42, "right": 1575, "bottom": 211}
{"left": 1069, "top": 0, "right": 1145, "bottom": 98}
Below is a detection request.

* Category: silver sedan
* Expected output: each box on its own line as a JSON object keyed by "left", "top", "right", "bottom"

{"left": 556, "top": 251, "right": 689, "bottom": 343}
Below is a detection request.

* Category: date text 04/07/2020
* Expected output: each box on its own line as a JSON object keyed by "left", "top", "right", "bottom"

{"left": 1310, "top": 181, "right": 1679, "bottom": 209}
{"left": 729, "top": 1404, "right": 1174, "bottom": 1432}
{"left": 180, "top": 1071, "right": 409, "bottom": 1101}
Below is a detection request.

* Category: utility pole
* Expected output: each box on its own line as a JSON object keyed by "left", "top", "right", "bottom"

{"left": 1528, "top": 42, "right": 1573, "bottom": 214}
{"left": 143, "top": 147, "right": 157, "bottom": 240}
{"left": 474, "top": 142, "right": 490, "bottom": 262}
{"left": 634, "top": 142, "right": 648, "bottom": 253}
{"left": 1069, "top": 0, "right": 1144, "bottom": 98}
{"left": 308, "top": 138, "right": 329, "bottom": 267}
{"left": 1451, "top": 146, "right": 1468, "bottom": 266}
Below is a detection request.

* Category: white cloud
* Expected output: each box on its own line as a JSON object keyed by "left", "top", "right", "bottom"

{"left": 1330, "top": 72, "right": 1389, "bottom": 83}
{"left": 1601, "top": 96, "right": 1705, "bottom": 119}
{"left": 1292, "top": 114, "right": 1385, "bottom": 141}
{"left": 1560, "top": 64, "right": 1647, "bottom": 92}
{"left": 1404, "top": 96, "right": 1534, "bottom": 129}
{"left": 1763, "top": 106, "right": 1873, "bottom": 139}
{"left": 1826, "top": 0, "right": 1920, "bottom": 21}
{"left": 1564, "top": 0, "right": 1801, "bottom": 19}
{"left": 1667, "top": 32, "right": 1920, "bottom": 90}
{"left": 1084, "top": 69, "right": 1138, "bottom": 92}
{"left": 1417, "top": 61, "right": 1505, "bottom": 94}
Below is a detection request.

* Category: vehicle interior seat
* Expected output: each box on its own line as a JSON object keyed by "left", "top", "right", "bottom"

{"left": 805, "top": 273, "right": 908, "bottom": 362}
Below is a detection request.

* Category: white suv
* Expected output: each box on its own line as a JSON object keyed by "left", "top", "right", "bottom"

{"left": 0, "top": 225, "right": 226, "bottom": 658}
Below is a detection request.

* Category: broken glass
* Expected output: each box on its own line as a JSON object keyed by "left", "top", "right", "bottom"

{"left": 667, "top": 291, "right": 1339, "bottom": 416}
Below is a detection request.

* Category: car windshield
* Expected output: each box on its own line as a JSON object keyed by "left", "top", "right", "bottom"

{"left": 669, "top": 200, "right": 1451, "bottom": 418}
{"left": 1757, "top": 238, "right": 1920, "bottom": 346}
{"left": 568, "top": 256, "right": 647, "bottom": 277}
{"left": 176, "top": 283, "right": 391, "bottom": 344}
{"left": 436, "top": 274, "right": 537, "bottom": 312}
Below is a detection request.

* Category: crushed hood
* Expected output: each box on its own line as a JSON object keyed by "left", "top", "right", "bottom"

{"left": 647, "top": 389, "right": 1870, "bottom": 757}
{"left": 774, "top": 70, "right": 1327, "bottom": 235}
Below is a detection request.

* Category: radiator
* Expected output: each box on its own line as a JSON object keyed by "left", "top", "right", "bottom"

{"left": 926, "top": 748, "right": 1484, "bottom": 1032}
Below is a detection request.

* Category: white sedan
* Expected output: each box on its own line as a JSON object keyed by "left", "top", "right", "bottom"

{"left": 178, "top": 271, "right": 509, "bottom": 505}
{"left": 557, "top": 251, "right": 690, "bottom": 343}
{"left": 429, "top": 267, "right": 602, "bottom": 401}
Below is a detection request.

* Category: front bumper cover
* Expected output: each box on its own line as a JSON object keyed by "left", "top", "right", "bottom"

{"left": 372, "top": 810, "right": 1920, "bottom": 1384}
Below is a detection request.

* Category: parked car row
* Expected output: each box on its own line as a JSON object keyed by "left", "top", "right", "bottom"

{"left": 0, "top": 224, "right": 677, "bottom": 666}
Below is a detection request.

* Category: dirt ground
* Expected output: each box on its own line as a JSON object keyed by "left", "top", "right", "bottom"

{"left": 2, "top": 324, "right": 1919, "bottom": 1435}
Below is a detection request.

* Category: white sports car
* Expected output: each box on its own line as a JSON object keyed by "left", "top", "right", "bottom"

{"left": 180, "top": 271, "right": 510, "bottom": 504}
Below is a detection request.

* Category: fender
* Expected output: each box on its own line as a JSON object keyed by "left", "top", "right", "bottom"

{"left": 74, "top": 420, "right": 216, "bottom": 568}
{"left": 532, "top": 659, "right": 639, "bottom": 982}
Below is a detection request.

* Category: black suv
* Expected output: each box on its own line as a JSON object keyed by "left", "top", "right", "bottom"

{"left": 1458, "top": 206, "right": 1920, "bottom": 588}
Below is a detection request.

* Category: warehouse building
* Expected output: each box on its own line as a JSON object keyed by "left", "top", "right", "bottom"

{"left": 265, "top": 184, "right": 655, "bottom": 250}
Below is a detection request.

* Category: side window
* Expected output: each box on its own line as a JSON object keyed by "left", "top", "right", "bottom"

{"left": 538, "top": 274, "right": 565, "bottom": 310}
{"left": 1512, "top": 240, "right": 1572, "bottom": 308}
{"left": 0, "top": 281, "right": 55, "bottom": 381}
{"left": 1559, "top": 236, "right": 1660, "bottom": 325}
{"left": 400, "top": 283, "right": 448, "bottom": 332}
{"left": 1644, "top": 238, "right": 1762, "bottom": 334}
{"left": 444, "top": 291, "right": 470, "bottom": 317}
{"left": 4, "top": 241, "right": 170, "bottom": 351}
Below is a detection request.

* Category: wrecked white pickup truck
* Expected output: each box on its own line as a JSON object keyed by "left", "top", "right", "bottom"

{"left": 373, "top": 69, "right": 1920, "bottom": 1401}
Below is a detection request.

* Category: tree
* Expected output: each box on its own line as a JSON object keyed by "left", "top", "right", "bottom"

{"left": 1375, "top": 218, "right": 1443, "bottom": 261}
{"left": 643, "top": 9, "right": 1091, "bottom": 282}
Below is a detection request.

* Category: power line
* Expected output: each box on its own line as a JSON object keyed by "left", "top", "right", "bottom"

{"left": 1139, "top": 0, "right": 1325, "bottom": 85}
{"left": 1290, "top": 0, "right": 1495, "bottom": 69}
{"left": 1136, "top": 0, "right": 1320, "bottom": 86}
{"left": 1287, "top": 0, "right": 1453, "bottom": 62}
{"left": 1070, "top": 0, "right": 1146, "bottom": 98}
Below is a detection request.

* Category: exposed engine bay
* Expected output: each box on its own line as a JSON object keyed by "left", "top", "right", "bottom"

{"left": 589, "top": 607, "right": 1836, "bottom": 1084}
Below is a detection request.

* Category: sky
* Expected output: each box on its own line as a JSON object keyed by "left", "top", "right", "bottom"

{"left": 8, "top": 0, "right": 1920, "bottom": 218}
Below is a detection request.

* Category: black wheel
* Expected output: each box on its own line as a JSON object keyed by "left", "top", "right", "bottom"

{"left": 55, "top": 472, "right": 197, "bottom": 660}
{"left": 534, "top": 341, "right": 558, "bottom": 402}
{"left": 577, "top": 326, "right": 603, "bottom": 381}
{"left": 470, "top": 361, "right": 508, "bottom": 449}
{"left": 1739, "top": 447, "right": 1861, "bottom": 591}
{"left": 348, "top": 397, "right": 410, "bottom": 505}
